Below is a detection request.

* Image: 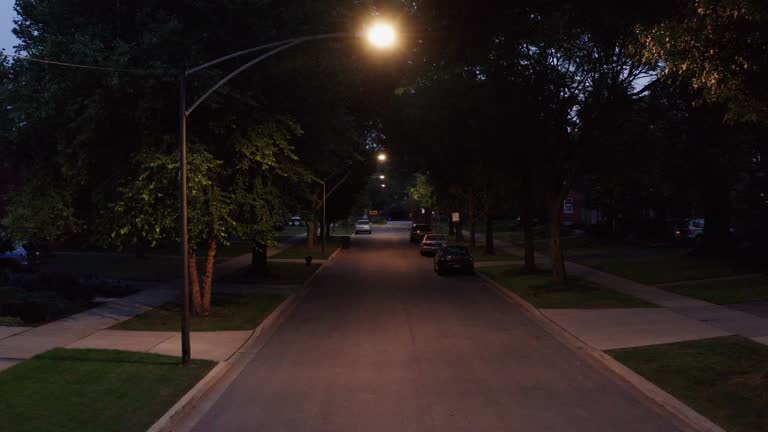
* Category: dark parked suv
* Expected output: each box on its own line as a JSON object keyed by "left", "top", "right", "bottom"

{"left": 434, "top": 245, "right": 474, "bottom": 275}
{"left": 410, "top": 224, "right": 432, "bottom": 243}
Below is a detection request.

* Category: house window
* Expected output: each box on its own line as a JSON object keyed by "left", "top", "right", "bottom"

{"left": 563, "top": 198, "right": 574, "bottom": 214}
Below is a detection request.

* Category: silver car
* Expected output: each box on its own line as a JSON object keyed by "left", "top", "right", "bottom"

{"left": 420, "top": 234, "right": 448, "bottom": 256}
{"left": 355, "top": 220, "right": 372, "bottom": 234}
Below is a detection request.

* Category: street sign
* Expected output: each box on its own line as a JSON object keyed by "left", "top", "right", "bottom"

{"left": 451, "top": 212, "right": 460, "bottom": 223}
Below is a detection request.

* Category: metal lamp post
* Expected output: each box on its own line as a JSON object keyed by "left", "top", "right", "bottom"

{"left": 177, "top": 24, "right": 397, "bottom": 364}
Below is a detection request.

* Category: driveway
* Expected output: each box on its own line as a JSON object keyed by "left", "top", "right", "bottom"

{"left": 189, "top": 222, "right": 689, "bottom": 431}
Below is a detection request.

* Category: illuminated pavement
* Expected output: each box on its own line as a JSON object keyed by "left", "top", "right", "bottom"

{"left": 189, "top": 222, "right": 690, "bottom": 432}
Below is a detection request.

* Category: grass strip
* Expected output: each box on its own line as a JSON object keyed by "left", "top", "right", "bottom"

{"left": 661, "top": 276, "right": 768, "bottom": 305}
{"left": 480, "top": 265, "right": 656, "bottom": 308}
{"left": 609, "top": 336, "right": 768, "bottom": 432}
{"left": 112, "top": 293, "right": 286, "bottom": 332}
{"left": 0, "top": 348, "right": 214, "bottom": 432}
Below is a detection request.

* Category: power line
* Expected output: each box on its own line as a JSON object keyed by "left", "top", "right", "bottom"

{"left": 0, "top": 51, "right": 154, "bottom": 74}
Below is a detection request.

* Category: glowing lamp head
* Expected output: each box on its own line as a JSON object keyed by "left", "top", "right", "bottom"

{"left": 381, "top": 184, "right": 386, "bottom": 188}
{"left": 377, "top": 153, "right": 387, "bottom": 162}
{"left": 379, "top": 175, "right": 385, "bottom": 179}
{"left": 367, "top": 22, "right": 397, "bottom": 49}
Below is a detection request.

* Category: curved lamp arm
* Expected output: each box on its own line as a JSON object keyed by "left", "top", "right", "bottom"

{"left": 184, "top": 32, "right": 352, "bottom": 116}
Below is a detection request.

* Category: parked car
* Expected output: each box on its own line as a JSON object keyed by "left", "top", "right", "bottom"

{"left": 420, "top": 234, "right": 449, "bottom": 256}
{"left": 674, "top": 218, "right": 705, "bottom": 242}
{"left": 410, "top": 224, "right": 432, "bottom": 243}
{"left": 355, "top": 219, "right": 372, "bottom": 234}
{"left": 288, "top": 216, "right": 304, "bottom": 226}
{"left": 434, "top": 245, "right": 474, "bottom": 275}
{"left": 0, "top": 242, "right": 41, "bottom": 272}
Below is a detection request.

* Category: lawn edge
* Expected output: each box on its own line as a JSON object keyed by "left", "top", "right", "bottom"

{"left": 146, "top": 249, "right": 341, "bottom": 432}
{"left": 477, "top": 272, "right": 725, "bottom": 432}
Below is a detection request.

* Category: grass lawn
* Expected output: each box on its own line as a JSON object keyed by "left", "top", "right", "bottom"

{"left": 223, "top": 262, "right": 321, "bottom": 285}
{"left": 217, "top": 240, "right": 254, "bottom": 258}
{"left": 271, "top": 238, "right": 340, "bottom": 260}
{"left": 113, "top": 293, "right": 286, "bottom": 331}
{"left": 577, "top": 254, "right": 749, "bottom": 285}
{"left": 275, "top": 225, "right": 307, "bottom": 242}
{"left": 609, "top": 336, "right": 768, "bottom": 432}
{"left": 479, "top": 265, "right": 656, "bottom": 308}
{"left": 661, "top": 276, "right": 768, "bottom": 305}
{"left": 41, "top": 253, "right": 188, "bottom": 281}
{"left": 470, "top": 245, "right": 520, "bottom": 262}
{"left": 0, "top": 348, "right": 214, "bottom": 432}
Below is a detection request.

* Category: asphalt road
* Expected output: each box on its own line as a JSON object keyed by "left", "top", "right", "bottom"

{"left": 190, "top": 222, "right": 688, "bottom": 432}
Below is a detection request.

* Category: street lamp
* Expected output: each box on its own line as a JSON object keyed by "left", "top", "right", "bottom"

{"left": 379, "top": 175, "right": 385, "bottom": 180}
{"left": 177, "top": 22, "right": 398, "bottom": 364}
{"left": 367, "top": 22, "right": 397, "bottom": 49}
{"left": 381, "top": 184, "right": 386, "bottom": 188}
{"left": 377, "top": 153, "right": 387, "bottom": 162}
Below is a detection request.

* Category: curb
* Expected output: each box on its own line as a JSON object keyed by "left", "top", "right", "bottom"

{"left": 476, "top": 272, "right": 725, "bottom": 432}
{"left": 146, "top": 250, "right": 340, "bottom": 432}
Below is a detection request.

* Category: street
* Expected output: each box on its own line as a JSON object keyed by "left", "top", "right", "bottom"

{"left": 189, "top": 222, "right": 689, "bottom": 432}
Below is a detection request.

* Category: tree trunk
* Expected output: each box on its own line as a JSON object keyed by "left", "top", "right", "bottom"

{"left": 189, "top": 251, "right": 202, "bottom": 315}
{"left": 455, "top": 219, "right": 464, "bottom": 242}
{"left": 485, "top": 216, "right": 495, "bottom": 255}
{"left": 306, "top": 220, "right": 316, "bottom": 249}
{"left": 135, "top": 238, "right": 147, "bottom": 258}
{"left": 251, "top": 242, "right": 267, "bottom": 275}
{"left": 448, "top": 218, "right": 455, "bottom": 236}
{"left": 548, "top": 202, "right": 568, "bottom": 286}
{"left": 702, "top": 175, "right": 731, "bottom": 252}
{"left": 520, "top": 169, "right": 536, "bottom": 272}
{"left": 469, "top": 192, "right": 476, "bottom": 248}
{"left": 425, "top": 208, "right": 432, "bottom": 225}
{"left": 201, "top": 238, "right": 217, "bottom": 316}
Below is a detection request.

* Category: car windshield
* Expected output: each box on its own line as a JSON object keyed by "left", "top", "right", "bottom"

{"left": 357, "top": 220, "right": 370, "bottom": 224}
{"left": 425, "top": 235, "right": 447, "bottom": 242}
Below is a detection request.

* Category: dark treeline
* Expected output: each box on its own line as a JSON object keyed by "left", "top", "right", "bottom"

{"left": 1, "top": 0, "right": 766, "bottom": 290}
{"left": 389, "top": 0, "right": 768, "bottom": 283}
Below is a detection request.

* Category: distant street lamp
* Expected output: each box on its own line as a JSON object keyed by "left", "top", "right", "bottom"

{"left": 381, "top": 184, "right": 387, "bottom": 188}
{"left": 177, "top": 21, "right": 399, "bottom": 364}
{"left": 377, "top": 153, "right": 388, "bottom": 162}
{"left": 379, "top": 175, "right": 385, "bottom": 179}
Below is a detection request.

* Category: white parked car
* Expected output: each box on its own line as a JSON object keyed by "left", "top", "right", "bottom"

{"left": 420, "top": 234, "right": 449, "bottom": 256}
{"left": 355, "top": 220, "right": 372, "bottom": 234}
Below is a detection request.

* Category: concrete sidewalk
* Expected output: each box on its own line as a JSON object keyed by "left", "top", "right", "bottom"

{"left": 0, "top": 288, "right": 175, "bottom": 371}
{"left": 67, "top": 329, "right": 253, "bottom": 361}
{"left": 492, "top": 240, "right": 768, "bottom": 349}
{"left": 0, "top": 234, "right": 310, "bottom": 373}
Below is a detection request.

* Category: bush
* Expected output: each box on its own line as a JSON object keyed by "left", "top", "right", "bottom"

{"left": 0, "top": 316, "right": 24, "bottom": 326}
{"left": 369, "top": 216, "right": 388, "bottom": 225}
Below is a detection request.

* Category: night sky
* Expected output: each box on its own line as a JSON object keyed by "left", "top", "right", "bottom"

{"left": 0, "top": 0, "right": 18, "bottom": 52}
